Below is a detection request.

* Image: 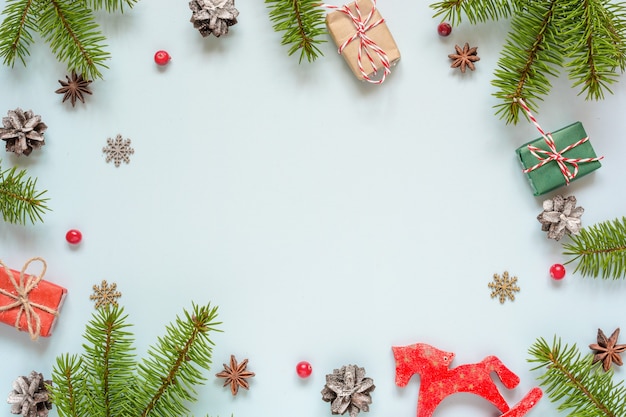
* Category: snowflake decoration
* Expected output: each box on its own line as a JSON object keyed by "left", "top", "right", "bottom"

{"left": 488, "top": 271, "right": 520, "bottom": 304}
{"left": 90, "top": 280, "right": 122, "bottom": 308}
{"left": 103, "top": 134, "right": 134, "bottom": 167}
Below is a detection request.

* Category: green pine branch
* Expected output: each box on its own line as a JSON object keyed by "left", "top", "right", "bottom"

{"left": 562, "top": 216, "right": 626, "bottom": 279}
{"left": 528, "top": 337, "right": 626, "bottom": 417}
{"left": 50, "top": 303, "right": 221, "bottom": 417}
{"left": 135, "top": 303, "right": 220, "bottom": 417}
{"left": 430, "top": 0, "right": 626, "bottom": 124}
{"left": 430, "top": 0, "right": 517, "bottom": 26}
{"left": 0, "top": 161, "right": 50, "bottom": 225}
{"left": 492, "top": 0, "right": 563, "bottom": 124}
{"left": 266, "top": 0, "right": 327, "bottom": 63}
{"left": 0, "top": 0, "right": 139, "bottom": 79}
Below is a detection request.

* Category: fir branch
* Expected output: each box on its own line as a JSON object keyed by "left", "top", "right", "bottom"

{"left": 528, "top": 337, "right": 626, "bottom": 417}
{"left": 36, "top": 0, "right": 109, "bottom": 80}
{"left": 562, "top": 217, "right": 626, "bottom": 279}
{"left": 563, "top": 0, "right": 626, "bottom": 100}
{"left": 266, "top": 0, "right": 327, "bottom": 63}
{"left": 0, "top": 162, "right": 50, "bottom": 225}
{"left": 135, "top": 303, "right": 221, "bottom": 417}
{"left": 51, "top": 302, "right": 221, "bottom": 417}
{"left": 430, "top": 0, "right": 516, "bottom": 26}
{"left": 84, "top": 0, "right": 139, "bottom": 13}
{"left": 0, "top": 0, "right": 39, "bottom": 66}
{"left": 81, "top": 306, "right": 136, "bottom": 417}
{"left": 491, "top": 0, "right": 563, "bottom": 124}
{"left": 49, "top": 354, "right": 90, "bottom": 417}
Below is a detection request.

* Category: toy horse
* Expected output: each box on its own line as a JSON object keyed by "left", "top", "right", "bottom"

{"left": 392, "top": 343, "right": 542, "bottom": 417}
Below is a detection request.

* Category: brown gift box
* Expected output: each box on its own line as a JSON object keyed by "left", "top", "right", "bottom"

{"left": 326, "top": 0, "right": 400, "bottom": 82}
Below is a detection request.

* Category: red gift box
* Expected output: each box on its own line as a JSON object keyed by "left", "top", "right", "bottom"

{"left": 0, "top": 258, "right": 67, "bottom": 340}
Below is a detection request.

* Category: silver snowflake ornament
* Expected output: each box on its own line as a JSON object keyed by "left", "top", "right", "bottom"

{"left": 103, "top": 134, "right": 134, "bottom": 167}
{"left": 488, "top": 271, "right": 520, "bottom": 304}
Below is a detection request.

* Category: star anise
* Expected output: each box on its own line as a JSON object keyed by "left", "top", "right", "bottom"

{"left": 448, "top": 42, "right": 480, "bottom": 73}
{"left": 215, "top": 355, "right": 255, "bottom": 395}
{"left": 55, "top": 72, "right": 92, "bottom": 107}
{"left": 589, "top": 328, "right": 626, "bottom": 372}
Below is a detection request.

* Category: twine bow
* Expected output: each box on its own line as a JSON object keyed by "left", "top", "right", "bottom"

{"left": 324, "top": 0, "right": 391, "bottom": 84}
{"left": 515, "top": 98, "right": 603, "bottom": 184}
{"left": 0, "top": 257, "right": 58, "bottom": 340}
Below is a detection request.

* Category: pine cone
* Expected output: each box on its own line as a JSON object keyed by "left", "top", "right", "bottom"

{"left": 321, "top": 364, "right": 375, "bottom": 417}
{"left": 0, "top": 108, "right": 47, "bottom": 156}
{"left": 537, "top": 194, "right": 584, "bottom": 241}
{"left": 7, "top": 371, "right": 52, "bottom": 417}
{"left": 189, "top": 0, "right": 239, "bottom": 37}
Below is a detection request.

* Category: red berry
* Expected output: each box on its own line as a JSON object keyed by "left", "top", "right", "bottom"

{"left": 66, "top": 229, "right": 82, "bottom": 245}
{"left": 154, "top": 50, "right": 171, "bottom": 66}
{"left": 550, "top": 264, "right": 566, "bottom": 280}
{"left": 296, "top": 361, "right": 312, "bottom": 378}
{"left": 437, "top": 22, "right": 452, "bottom": 37}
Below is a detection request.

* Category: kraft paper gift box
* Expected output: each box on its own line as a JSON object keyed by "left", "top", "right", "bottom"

{"left": 326, "top": 0, "right": 400, "bottom": 82}
{"left": 515, "top": 122, "right": 602, "bottom": 196}
{"left": 0, "top": 259, "right": 67, "bottom": 339}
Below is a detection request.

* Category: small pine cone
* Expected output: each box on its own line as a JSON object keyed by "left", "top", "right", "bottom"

{"left": 537, "top": 194, "right": 584, "bottom": 241}
{"left": 0, "top": 108, "right": 47, "bottom": 156}
{"left": 189, "top": 0, "right": 239, "bottom": 37}
{"left": 7, "top": 371, "right": 52, "bottom": 417}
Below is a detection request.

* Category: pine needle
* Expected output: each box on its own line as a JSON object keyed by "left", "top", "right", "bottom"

{"left": 0, "top": 161, "right": 50, "bottom": 225}
{"left": 562, "top": 217, "right": 626, "bottom": 279}
{"left": 266, "top": 0, "right": 327, "bottom": 63}
{"left": 528, "top": 337, "right": 626, "bottom": 417}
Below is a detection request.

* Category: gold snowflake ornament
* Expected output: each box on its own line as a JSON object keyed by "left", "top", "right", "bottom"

{"left": 488, "top": 271, "right": 520, "bottom": 304}
{"left": 90, "top": 280, "right": 122, "bottom": 308}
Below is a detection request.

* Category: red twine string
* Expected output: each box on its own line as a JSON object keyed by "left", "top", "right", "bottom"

{"left": 323, "top": 0, "right": 391, "bottom": 84}
{"left": 515, "top": 98, "right": 603, "bottom": 184}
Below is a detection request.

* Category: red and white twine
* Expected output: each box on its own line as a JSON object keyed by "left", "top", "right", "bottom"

{"left": 324, "top": 0, "right": 391, "bottom": 84}
{"left": 515, "top": 98, "right": 603, "bottom": 184}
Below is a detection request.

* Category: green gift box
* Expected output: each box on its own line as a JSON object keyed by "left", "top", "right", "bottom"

{"left": 515, "top": 122, "right": 602, "bottom": 196}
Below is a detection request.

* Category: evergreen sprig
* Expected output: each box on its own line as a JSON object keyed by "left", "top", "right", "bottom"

{"left": 265, "top": 0, "right": 327, "bottom": 63}
{"left": 562, "top": 216, "right": 626, "bottom": 279}
{"left": 528, "top": 337, "right": 626, "bottom": 417}
{"left": 0, "top": 0, "right": 139, "bottom": 79}
{"left": 0, "top": 161, "right": 50, "bottom": 225}
{"left": 430, "top": 0, "right": 626, "bottom": 124}
{"left": 50, "top": 303, "right": 221, "bottom": 417}
{"left": 430, "top": 0, "right": 517, "bottom": 26}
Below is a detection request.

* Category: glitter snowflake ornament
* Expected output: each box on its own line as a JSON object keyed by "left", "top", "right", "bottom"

{"left": 90, "top": 280, "right": 121, "bottom": 308}
{"left": 488, "top": 271, "right": 520, "bottom": 304}
{"left": 103, "top": 134, "right": 134, "bottom": 167}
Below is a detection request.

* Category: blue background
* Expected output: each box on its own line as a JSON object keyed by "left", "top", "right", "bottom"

{"left": 0, "top": 0, "right": 625, "bottom": 416}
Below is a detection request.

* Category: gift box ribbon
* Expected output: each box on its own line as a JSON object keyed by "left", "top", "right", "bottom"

{"left": 0, "top": 258, "right": 59, "bottom": 340}
{"left": 323, "top": 0, "right": 391, "bottom": 84}
{"left": 516, "top": 98, "right": 603, "bottom": 184}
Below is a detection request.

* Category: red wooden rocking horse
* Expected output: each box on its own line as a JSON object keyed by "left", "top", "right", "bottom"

{"left": 392, "top": 343, "right": 542, "bottom": 417}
